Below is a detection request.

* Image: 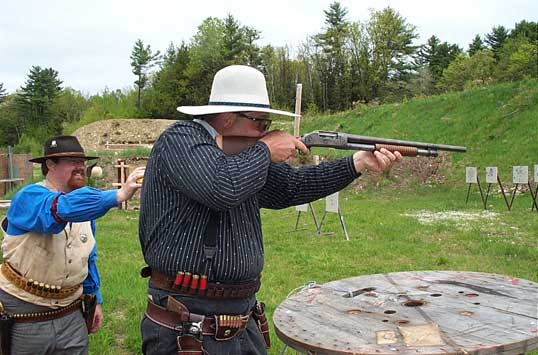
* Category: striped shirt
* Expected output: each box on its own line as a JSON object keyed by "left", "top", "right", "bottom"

{"left": 139, "top": 120, "right": 360, "bottom": 282}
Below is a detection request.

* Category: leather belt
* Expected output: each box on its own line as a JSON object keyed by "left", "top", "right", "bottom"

{"left": 1, "top": 262, "right": 81, "bottom": 299}
{"left": 150, "top": 270, "right": 260, "bottom": 300}
{"left": 10, "top": 299, "right": 82, "bottom": 323}
{"left": 145, "top": 299, "right": 250, "bottom": 341}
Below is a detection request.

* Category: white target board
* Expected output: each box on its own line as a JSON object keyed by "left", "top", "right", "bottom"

{"left": 295, "top": 204, "right": 308, "bottom": 212}
{"left": 534, "top": 165, "right": 538, "bottom": 183}
{"left": 512, "top": 166, "right": 528, "bottom": 184}
{"left": 325, "top": 192, "right": 339, "bottom": 213}
{"left": 465, "top": 167, "right": 478, "bottom": 184}
{"left": 485, "top": 167, "right": 498, "bottom": 184}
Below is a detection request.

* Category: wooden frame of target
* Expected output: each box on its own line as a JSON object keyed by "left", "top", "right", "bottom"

{"left": 530, "top": 165, "right": 538, "bottom": 212}
{"left": 318, "top": 191, "right": 349, "bottom": 241}
{"left": 508, "top": 166, "right": 529, "bottom": 211}
{"left": 465, "top": 167, "right": 485, "bottom": 207}
{"left": 484, "top": 167, "right": 511, "bottom": 210}
{"left": 294, "top": 202, "right": 320, "bottom": 232}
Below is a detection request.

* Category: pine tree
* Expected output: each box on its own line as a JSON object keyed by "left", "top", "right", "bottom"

{"left": 414, "top": 35, "right": 461, "bottom": 91}
{"left": 130, "top": 39, "right": 161, "bottom": 108}
{"left": 509, "top": 20, "right": 538, "bottom": 43}
{"left": 468, "top": 35, "right": 484, "bottom": 56}
{"left": 485, "top": 26, "right": 509, "bottom": 61}
{"left": 313, "top": 1, "right": 351, "bottom": 110}
{"left": 0, "top": 83, "right": 6, "bottom": 104}
{"left": 222, "top": 14, "right": 245, "bottom": 63}
{"left": 16, "top": 66, "right": 63, "bottom": 136}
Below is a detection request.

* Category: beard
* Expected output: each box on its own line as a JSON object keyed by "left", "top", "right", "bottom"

{"left": 67, "top": 168, "right": 86, "bottom": 190}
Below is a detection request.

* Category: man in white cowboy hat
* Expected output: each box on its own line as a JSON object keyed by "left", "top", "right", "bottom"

{"left": 0, "top": 135, "right": 145, "bottom": 355}
{"left": 139, "top": 65, "right": 401, "bottom": 354}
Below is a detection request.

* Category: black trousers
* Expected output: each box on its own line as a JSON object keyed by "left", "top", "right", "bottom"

{"left": 141, "top": 285, "right": 267, "bottom": 355}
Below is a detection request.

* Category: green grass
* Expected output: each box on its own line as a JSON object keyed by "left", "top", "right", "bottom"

{"left": 66, "top": 185, "right": 537, "bottom": 354}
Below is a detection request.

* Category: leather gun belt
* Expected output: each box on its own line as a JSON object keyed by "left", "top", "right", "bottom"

{"left": 7, "top": 299, "right": 82, "bottom": 323}
{"left": 149, "top": 270, "right": 260, "bottom": 300}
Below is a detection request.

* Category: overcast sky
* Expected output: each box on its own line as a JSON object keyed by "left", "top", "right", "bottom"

{"left": 1, "top": 0, "right": 536, "bottom": 95}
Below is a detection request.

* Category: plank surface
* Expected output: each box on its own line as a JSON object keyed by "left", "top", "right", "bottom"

{"left": 273, "top": 271, "right": 538, "bottom": 355}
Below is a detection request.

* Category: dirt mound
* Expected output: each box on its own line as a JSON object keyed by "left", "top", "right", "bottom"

{"left": 73, "top": 118, "right": 175, "bottom": 151}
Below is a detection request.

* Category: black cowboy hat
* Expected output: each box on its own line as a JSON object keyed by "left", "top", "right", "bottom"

{"left": 29, "top": 136, "right": 99, "bottom": 163}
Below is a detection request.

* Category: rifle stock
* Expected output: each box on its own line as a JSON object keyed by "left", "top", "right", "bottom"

{"left": 219, "top": 130, "right": 466, "bottom": 157}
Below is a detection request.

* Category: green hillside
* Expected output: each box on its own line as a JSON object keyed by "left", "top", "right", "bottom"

{"left": 298, "top": 79, "right": 538, "bottom": 185}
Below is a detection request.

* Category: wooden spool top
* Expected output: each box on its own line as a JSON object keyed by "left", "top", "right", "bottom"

{"left": 273, "top": 271, "right": 538, "bottom": 355}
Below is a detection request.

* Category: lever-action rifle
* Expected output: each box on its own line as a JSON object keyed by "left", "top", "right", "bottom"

{"left": 220, "top": 130, "right": 466, "bottom": 156}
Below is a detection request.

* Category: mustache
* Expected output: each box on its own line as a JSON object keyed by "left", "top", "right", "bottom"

{"left": 71, "top": 168, "right": 86, "bottom": 177}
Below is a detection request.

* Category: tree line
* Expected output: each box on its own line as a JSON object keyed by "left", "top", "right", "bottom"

{"left": 0, "top": 2, "right": 536, "bottom": 153}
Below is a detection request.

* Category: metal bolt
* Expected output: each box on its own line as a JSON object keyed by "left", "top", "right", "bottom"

{"left": 189, "top": 326, "right": 200, "bottom": 335}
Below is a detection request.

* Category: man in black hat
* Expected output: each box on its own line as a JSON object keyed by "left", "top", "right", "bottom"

{"left": 0, "top": 135, "right": 145, "bottom": 354}
{"left": 139, "top": 65, "right": 401, "bottom": 354}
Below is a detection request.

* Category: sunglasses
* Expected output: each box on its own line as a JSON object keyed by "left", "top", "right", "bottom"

{"left": 236, "top": 112, "right": 272, "bottom": 131}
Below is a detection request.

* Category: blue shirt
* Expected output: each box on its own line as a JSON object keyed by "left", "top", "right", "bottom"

{"left": 6, "top": 184, "right": 119, "bottom": 304}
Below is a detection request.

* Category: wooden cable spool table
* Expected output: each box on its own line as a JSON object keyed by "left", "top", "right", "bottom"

{"left": 273, "top": 271, "right": 538, "bottom": 355}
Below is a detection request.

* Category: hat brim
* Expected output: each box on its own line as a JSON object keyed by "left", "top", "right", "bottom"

{"left": 177, "top": 105, "right": 300, "bottom": 117}
{"left": 29, "top": 154, "right": 99, "bottom": 163}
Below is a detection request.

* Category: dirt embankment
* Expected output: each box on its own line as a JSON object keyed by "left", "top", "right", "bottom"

{"left": 73, "top": 118, "right": 175, "bottom": 151}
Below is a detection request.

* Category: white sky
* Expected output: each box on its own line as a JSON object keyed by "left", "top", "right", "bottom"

{"left": 1, "top": 0, "right": 536, "bottom": 95}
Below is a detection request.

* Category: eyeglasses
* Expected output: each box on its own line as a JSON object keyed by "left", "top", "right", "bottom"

{"left": 236, "top": 112, "right": 272, "bottom": 131}
{"left": 59, "top": 158, "right": 87, "bottom": 166}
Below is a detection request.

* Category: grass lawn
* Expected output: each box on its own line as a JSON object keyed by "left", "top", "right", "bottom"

{"left": 76, "top": 185, "right": 538, "bottom": 354}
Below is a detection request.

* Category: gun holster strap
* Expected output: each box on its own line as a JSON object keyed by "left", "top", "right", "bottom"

{"left": 146, "top": 299, "right": 251, "bottom": 339}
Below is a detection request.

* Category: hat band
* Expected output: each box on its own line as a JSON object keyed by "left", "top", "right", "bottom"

{"left": 208, "top": 101, "right": 271, "bottom": 109}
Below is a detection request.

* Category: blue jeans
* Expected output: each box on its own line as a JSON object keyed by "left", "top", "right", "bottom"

{"left": 141, "top": 285, "right": 267, "bottom": 355}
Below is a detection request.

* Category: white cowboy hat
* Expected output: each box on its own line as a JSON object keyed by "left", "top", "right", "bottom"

{"left": 177, "top": 65, "right": 299, "bottom": 117}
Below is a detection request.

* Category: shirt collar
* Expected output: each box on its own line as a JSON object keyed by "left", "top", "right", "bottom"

{"left": 193, "top": 119, "right": 218, "bottom": 139}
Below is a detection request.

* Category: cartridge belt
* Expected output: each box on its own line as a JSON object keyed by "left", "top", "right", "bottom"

{"left": 149, "top": 270, "right": 260, "bottom": 299}
{"left": 8, "top": 299, "right": 82, "bottom": 323}
{"left": 145, "top": 299, "right": 251, "bottom": 341}
{"left": 1, "top": 262, "right": 81, "bottom": 299}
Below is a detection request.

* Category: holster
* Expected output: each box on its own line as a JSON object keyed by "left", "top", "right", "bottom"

{"left": 167, "top": 297, "right": 204, "bottom": 355}
{"left": 0, "top": 312, "right": 14, "bottom": 355}
{"left": 252, "top": 301, "right": 270, "bottom": 348}
{"left": 81, "top": 294, "right": 97, "bottom": 332}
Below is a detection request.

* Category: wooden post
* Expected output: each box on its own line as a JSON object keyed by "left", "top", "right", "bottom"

{"left": 293, "top": 84, "right": 302, "bottom": 137}
{"left": 113, "top": 159, "right": 129, "bottom": 210}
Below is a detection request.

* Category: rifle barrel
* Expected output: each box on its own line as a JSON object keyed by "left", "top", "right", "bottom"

{"left": 304, "top": 131, "right": 466, "bottom": 153}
